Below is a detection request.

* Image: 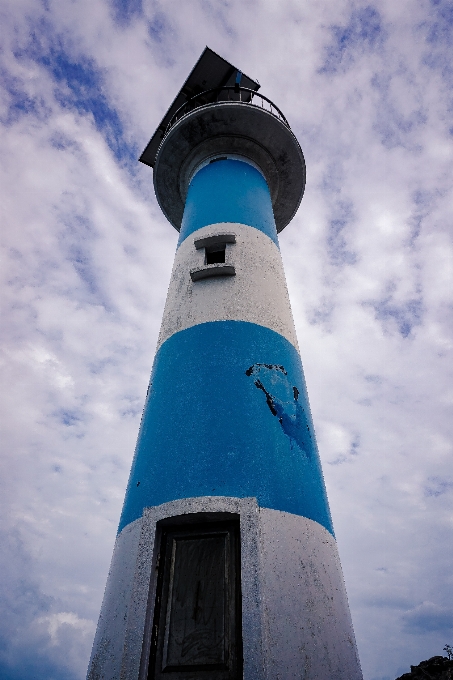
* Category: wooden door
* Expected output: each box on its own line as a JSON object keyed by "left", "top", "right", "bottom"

{"left": 148, "top": 521, "right": 242, "bottom": 680}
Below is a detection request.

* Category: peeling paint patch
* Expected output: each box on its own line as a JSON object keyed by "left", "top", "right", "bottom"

{"left": 246, "top": 363, "right": 313, "bottom": 457}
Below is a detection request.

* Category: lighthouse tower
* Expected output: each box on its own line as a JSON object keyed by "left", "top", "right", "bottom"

{"left": 87, "top": 48, "right": 362, "bottom": 680}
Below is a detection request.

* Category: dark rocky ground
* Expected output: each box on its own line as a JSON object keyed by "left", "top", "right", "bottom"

{"left": 395, "top": 656, "right": 453, "bottom": 679}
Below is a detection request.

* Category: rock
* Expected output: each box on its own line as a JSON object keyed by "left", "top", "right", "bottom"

{"left": 395, "top": 655, "right": 453, "bottom": 679}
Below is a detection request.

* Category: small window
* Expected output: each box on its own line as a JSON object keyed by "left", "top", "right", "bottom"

{"left": 147, "top": 520, "right": 242, "bottom": 680}
{"left": 191, "top": 234, "right": 236, "bottom": 282}
{"left": 206, "top": 246, "right": 226, "bottom": 265}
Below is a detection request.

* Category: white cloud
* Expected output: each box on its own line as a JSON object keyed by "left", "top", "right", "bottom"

{"left": 402, "top": 602, "right": 453, "bottom": 634}
{"left": 37, "top": 612, "right": 95, "bottom": 646}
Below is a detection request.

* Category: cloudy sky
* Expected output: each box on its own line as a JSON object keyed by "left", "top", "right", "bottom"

{"left": 1, "top": 0, "right": 452, "bottom": 678}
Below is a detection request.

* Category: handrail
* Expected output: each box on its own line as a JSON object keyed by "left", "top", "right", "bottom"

{"left": 166, "top": 86, "right": 290, "bottom": 133}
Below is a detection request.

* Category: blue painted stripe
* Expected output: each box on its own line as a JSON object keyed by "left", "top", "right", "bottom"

{"left": 178, "top": 159, "right": 279, "bottom": 248}
{"left": 118, "top": 321, "right": 334, "bottom": 536}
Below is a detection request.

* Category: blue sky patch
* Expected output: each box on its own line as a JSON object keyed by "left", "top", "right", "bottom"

{"left": 419, "top": 0, "right": 453, "bottom": 88}
{"left": 0, "top": 529, "right": 81, "bottom": 680}
{"left": 111, "top": 0, "right": 143, "bottom": 26}
{"left": 0, "top": 67, "right": 50, "bottom": 125}
{"left": 424, "top": 477, "right": 453, "bottom": 497}
{"left": 426, "top": 0, "right": 453, "bottom": 46}
{"left": 371, "top": 72, "right": 427, "bottom": 150}
{"left": 365, "top": 286, "right": 423, "bottom": 338}
{"left": 402, "top": 602, "right": 453, "bottom": 633}
{"left": 0, "top": 662, "right": 79, "bottom": 680}
{"left": 320, "top": 5, "right": 385, "bottom": 73}
{"left": 327, "top": 201, "right": 357, "bottom": 266}
{"left": 408, "top": 190, "right": 433, "bottom": 245}
{"left": 15, "top": 21, "right": 136, "bottom": 164}
{"left": 54, "top": 409, "right": 81, "bottom": 427}
{"left": 56, "top": 211, "right": 114, "bottom": 310}
{"left": 148, "top": 12, "right": 170, "bottom": 42}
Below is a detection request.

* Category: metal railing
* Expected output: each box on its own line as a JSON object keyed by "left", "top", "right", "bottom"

{"left": 166, "top": 86, "right": 290, "bottom": 133}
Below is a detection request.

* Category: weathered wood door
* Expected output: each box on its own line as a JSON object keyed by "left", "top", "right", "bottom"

{"left": 148, "top": 521, "right": 242, "bottom": 680}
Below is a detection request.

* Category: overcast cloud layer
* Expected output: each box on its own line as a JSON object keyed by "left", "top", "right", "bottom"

{"left": 0, "top": 1, "right": 452, "bottom": 679}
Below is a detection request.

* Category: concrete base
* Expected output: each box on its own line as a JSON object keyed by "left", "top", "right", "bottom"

{"left": 259, "top": 508, "right": 362, "bottom": 679}
{"left": 87, "top": 518, "right": 142, "bottom": 680}
{"left": 87, "top": 498, "right": 362, "bottom": 680}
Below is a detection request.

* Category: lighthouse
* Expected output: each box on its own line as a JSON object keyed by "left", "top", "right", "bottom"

{"left": 87, "top": 48, "right": 363, "bottom": 680}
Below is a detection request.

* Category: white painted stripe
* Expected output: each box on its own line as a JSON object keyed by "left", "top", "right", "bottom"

{"left": 157, "top": 223, "right": 299, "bottom": 351}
{"left": 88, "top": 501, "right": 362, "bottom": 680}
{"left": 259, "top": 508, "right": 362, "bottom": 679}
{"left": 88, "top": 498, "right": 265, "bottom": 680}
{"left": 87, "top": 517, "right": 142, "bottom": 680}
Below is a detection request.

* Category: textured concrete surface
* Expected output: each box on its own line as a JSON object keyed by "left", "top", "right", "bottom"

{"left": 259, "top": 508, "right": 362, "bottom": 680}
{"left": 178, "top": 160, "right": 279, "bottom": 246}
{"left": 118, "top": 321, "right": 333, "bottom": 535}
{"left": 87, "top": 518, "right": 142, "bottom": 680}
{"left": 117, "top": 161, "right": 332, "bottom": 536}
{"left": 88, "top": 153, "right": 361, "bottom": 678}
{"left": 87, "top": 502, "right": 362, "bottom": 680}
{"left": 157, "top": 221, "right": 299, "bottom": 351}
{"left": 88, "top": 498, "right": 264, "bottom": 680}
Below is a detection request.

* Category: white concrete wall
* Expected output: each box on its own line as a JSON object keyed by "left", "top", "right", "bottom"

{"left": 259, "top": 508, "right": 362, "bottom": 680}
{"left": 87, "top": 518, "right": 142, "bottom": 680}
{"left": 87, "top": 502, "right": 362, "bottom": 680}
{"left": 157, "top": 222, "right": 299, "bottom": 351}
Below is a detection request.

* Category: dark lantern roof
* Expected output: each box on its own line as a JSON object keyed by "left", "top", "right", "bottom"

{"left": 139, "top": 47, "right": 260, "bottom": 168}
